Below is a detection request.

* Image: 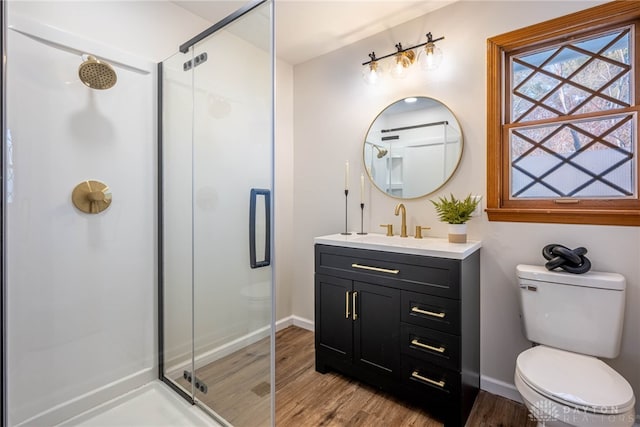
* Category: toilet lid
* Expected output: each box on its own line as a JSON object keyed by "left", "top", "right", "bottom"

{"left": 516, "top": 346, "right": 635, "bottom": 414}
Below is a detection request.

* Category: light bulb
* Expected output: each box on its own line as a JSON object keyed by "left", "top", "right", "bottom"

{"left": 420, "top": 42, "right": 443, "bottom": 71}
{"left": 390, "top": 50, "right": 415, "bottom": 79}
{"left": 391, "top": 56, "right": 407, "bottom": 79}
{"left": 362, "top": 61, "right": 382, "bottom": 85}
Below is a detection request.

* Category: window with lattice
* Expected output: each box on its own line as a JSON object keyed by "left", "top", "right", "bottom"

{"left": 486, "top": 2, "right": 640, "bottom": 226}
{"left": 508, "top": 27, "right": 635, "bottom": 200}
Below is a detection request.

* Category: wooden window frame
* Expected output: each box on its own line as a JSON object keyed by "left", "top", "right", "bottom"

{"left": 487, "top": 1, "right": 640, "bottom": 226}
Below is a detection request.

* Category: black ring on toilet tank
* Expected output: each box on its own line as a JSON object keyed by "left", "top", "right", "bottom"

{"left": 542, "top": 244, "right": 591, "bottom": 274}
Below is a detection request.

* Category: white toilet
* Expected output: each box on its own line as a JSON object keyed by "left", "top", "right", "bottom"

{"left": 515, "top": 264, "right": 636, "bottom": 426}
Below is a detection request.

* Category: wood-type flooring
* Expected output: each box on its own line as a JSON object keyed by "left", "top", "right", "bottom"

{"left": 173, "top": 326, "right": 536, "bottom": 427}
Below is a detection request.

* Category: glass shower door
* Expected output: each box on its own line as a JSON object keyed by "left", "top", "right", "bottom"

{"left": 191, "top": 1, "right": 273, "bottom": 425}
{"left": 161, "top": 1, "right": 273, "bottom": 426}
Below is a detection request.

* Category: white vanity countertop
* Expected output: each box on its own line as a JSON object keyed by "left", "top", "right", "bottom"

{"left": 314, "top": 233, "right": 481, "bottom": 260}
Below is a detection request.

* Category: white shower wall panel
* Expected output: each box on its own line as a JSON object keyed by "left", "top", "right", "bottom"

{"left": 6, "top": 19, "right": 156, "bottom": 427}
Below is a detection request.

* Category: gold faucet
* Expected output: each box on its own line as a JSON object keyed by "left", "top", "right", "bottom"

{"left": 394, "top": 203, "right": 408, "bottom": 237}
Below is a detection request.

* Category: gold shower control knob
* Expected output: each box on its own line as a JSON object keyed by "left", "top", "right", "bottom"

{"left": 88, "top": 191, "right": 106, "bottom": 202}
{"left": 72, "top": 180, "right": 112, "bottom": 214}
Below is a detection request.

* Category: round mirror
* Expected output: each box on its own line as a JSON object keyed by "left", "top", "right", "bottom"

{"left": 363, "top": 97, "right": 463, "bottom": 199}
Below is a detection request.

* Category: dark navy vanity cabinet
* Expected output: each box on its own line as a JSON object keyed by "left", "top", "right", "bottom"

{"left": 314, "top": 241, "right": 480, "bottom": 427}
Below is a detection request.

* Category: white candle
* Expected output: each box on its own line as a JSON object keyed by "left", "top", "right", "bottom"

{"left": 360, "top": 173, "right": 365, "bottom": 203}
{"left": 344, "top": 161, "right": 349, "bottom": 190}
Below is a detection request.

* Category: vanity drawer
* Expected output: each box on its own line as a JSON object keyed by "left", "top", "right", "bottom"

{"left": 401, "top": 291, "right": 459, "bottom": 334}
{"left": 315, "top": 244, "right": 460, "bottom": 298}
{"left": 401, "top": 323, "right": 460, "bottom": 371}
{"left": 401, "top": 355, "right": 461, "bottom": 399}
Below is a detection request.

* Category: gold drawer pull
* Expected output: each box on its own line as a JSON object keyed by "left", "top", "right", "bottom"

{"left": 345, "top": 291, "right": 350, "bottom": 319}
{"left": 352, "top": 291, "right": 358, "bottom": 320}
{"left": 411, "top": 371, "right": 445, "bottom": 388}
{"left": 351, "top": 263, "right": 399, "bottom": 275}
{"left": 411, "top": 306, "right": 446, "bottom": 318}
{"left": 411, "top": 338, "right": 445, "bottom": 353}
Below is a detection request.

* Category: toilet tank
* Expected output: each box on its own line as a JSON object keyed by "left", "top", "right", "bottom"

{"left": 517, "top": 264, "right": 626, "bottom": 358}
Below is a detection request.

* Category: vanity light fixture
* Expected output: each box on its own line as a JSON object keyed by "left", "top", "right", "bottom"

{"left": 390, "top": 43, "right": 415, "bottom": 79}
{"left": 361, "top": 32, "right": 444, "bottom": 84}
{"left": 420, "top": 32, "right": 443, "bottom": 70}
{"left": 362, "top": 52, "right": 382, "bottom": 85}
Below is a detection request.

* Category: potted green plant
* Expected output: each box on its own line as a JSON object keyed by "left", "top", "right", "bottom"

{"left": 430, "top": 193, "right": 480, "bottom": 243}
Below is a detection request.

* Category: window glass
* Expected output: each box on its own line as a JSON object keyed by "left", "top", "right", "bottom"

{"left": 507, "top": 27, "right": 635, "bottom": 200}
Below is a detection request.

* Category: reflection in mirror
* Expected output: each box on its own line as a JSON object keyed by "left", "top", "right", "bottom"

{"left": 363, "top": 97, "right": 463, "bottom": 199}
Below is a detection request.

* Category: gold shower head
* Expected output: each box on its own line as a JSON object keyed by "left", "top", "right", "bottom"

{"left": 78, "top": 55, "right": 117, "bottom": 90}
{"left": 374, "top": 145, "right": 388, "bottom": 158}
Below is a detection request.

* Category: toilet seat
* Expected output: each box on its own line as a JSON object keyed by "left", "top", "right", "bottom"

{"left": 516, "top": 346, "right": 635, "bottom": 414}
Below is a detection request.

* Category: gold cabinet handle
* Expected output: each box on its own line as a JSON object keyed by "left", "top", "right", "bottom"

{"left": 345, "top": 291, "right": 350, "bottom": 319}
{"left": 352, "top": 291, "right": 358, "bottom": 320}
{"left": 411, "top": 338, "right": 445, "bottom": 353}
{"left": 351, "top": 263, "right": 399, "bottom": 275}
{"left": 411, "top": 306, "right": 446, "bottom": 319}
{"left": 411, "top": 371, "right": 445, "bottom": 388}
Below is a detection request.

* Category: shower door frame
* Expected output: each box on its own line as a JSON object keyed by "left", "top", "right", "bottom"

{"left": 1, "top": 1, "right": 7, "bottom": 426}
{"left": 157, "top": 0, "right": 275, "bottom": 424}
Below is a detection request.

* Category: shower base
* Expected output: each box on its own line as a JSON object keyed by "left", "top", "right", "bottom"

{"left": 57, "top": 380, "right": 220, "bottom": 427}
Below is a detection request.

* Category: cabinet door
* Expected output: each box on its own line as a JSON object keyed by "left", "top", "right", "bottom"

{"left": 315, "top": 274, "right": 353, "bottom": 360}
{"left": 353, "top": 281, "right": 400, "bottom": 376}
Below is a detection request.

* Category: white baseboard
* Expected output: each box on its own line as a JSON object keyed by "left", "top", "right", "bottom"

{"left": 15, "top": 368, "right": 155, "bottom": 427}
{"left": 291, "top": 315, "right": 314, "bottom": 331}
{"left": 276, "top": 315, "right": 314, "bottom": 332}
{"left": 275, "top": 316, "right": 293, "bottom": 331}
{"left": 480, "top": 375, "right": 523, "bottom": 404}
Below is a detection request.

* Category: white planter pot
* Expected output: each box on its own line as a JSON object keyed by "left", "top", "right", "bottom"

{"left": 448, "top": 223, "right": 467, "bottom": 243}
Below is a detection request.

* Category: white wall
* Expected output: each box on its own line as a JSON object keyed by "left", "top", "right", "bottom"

{"left": 275, "top": 58, "right": 295, "bottom": 322}
{"left": 6, "top": 2, "right": 212, "bottom": 426}
{"left": 291, "top": 0, "right": 639, "bottom": 415}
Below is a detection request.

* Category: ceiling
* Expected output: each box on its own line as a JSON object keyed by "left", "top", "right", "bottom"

{"left": 171, "top": 1, "right": 453, "bottom": 65}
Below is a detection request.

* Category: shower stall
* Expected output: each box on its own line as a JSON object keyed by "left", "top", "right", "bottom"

{"left": 1, "top": 0, "right": 274, "bottom": 426}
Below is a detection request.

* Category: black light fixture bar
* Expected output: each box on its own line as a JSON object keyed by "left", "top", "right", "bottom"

{"left": 361, "top": 32, "right": 444, "bottom": 66}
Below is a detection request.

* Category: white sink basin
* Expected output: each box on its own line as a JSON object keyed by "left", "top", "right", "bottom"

{"left": 314, "top": 233, "right": 481, "bottom": 259}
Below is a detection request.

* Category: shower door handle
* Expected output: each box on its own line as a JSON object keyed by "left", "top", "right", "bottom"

{"left": 249, "top": 188, "right": 271, "bottom": 268}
